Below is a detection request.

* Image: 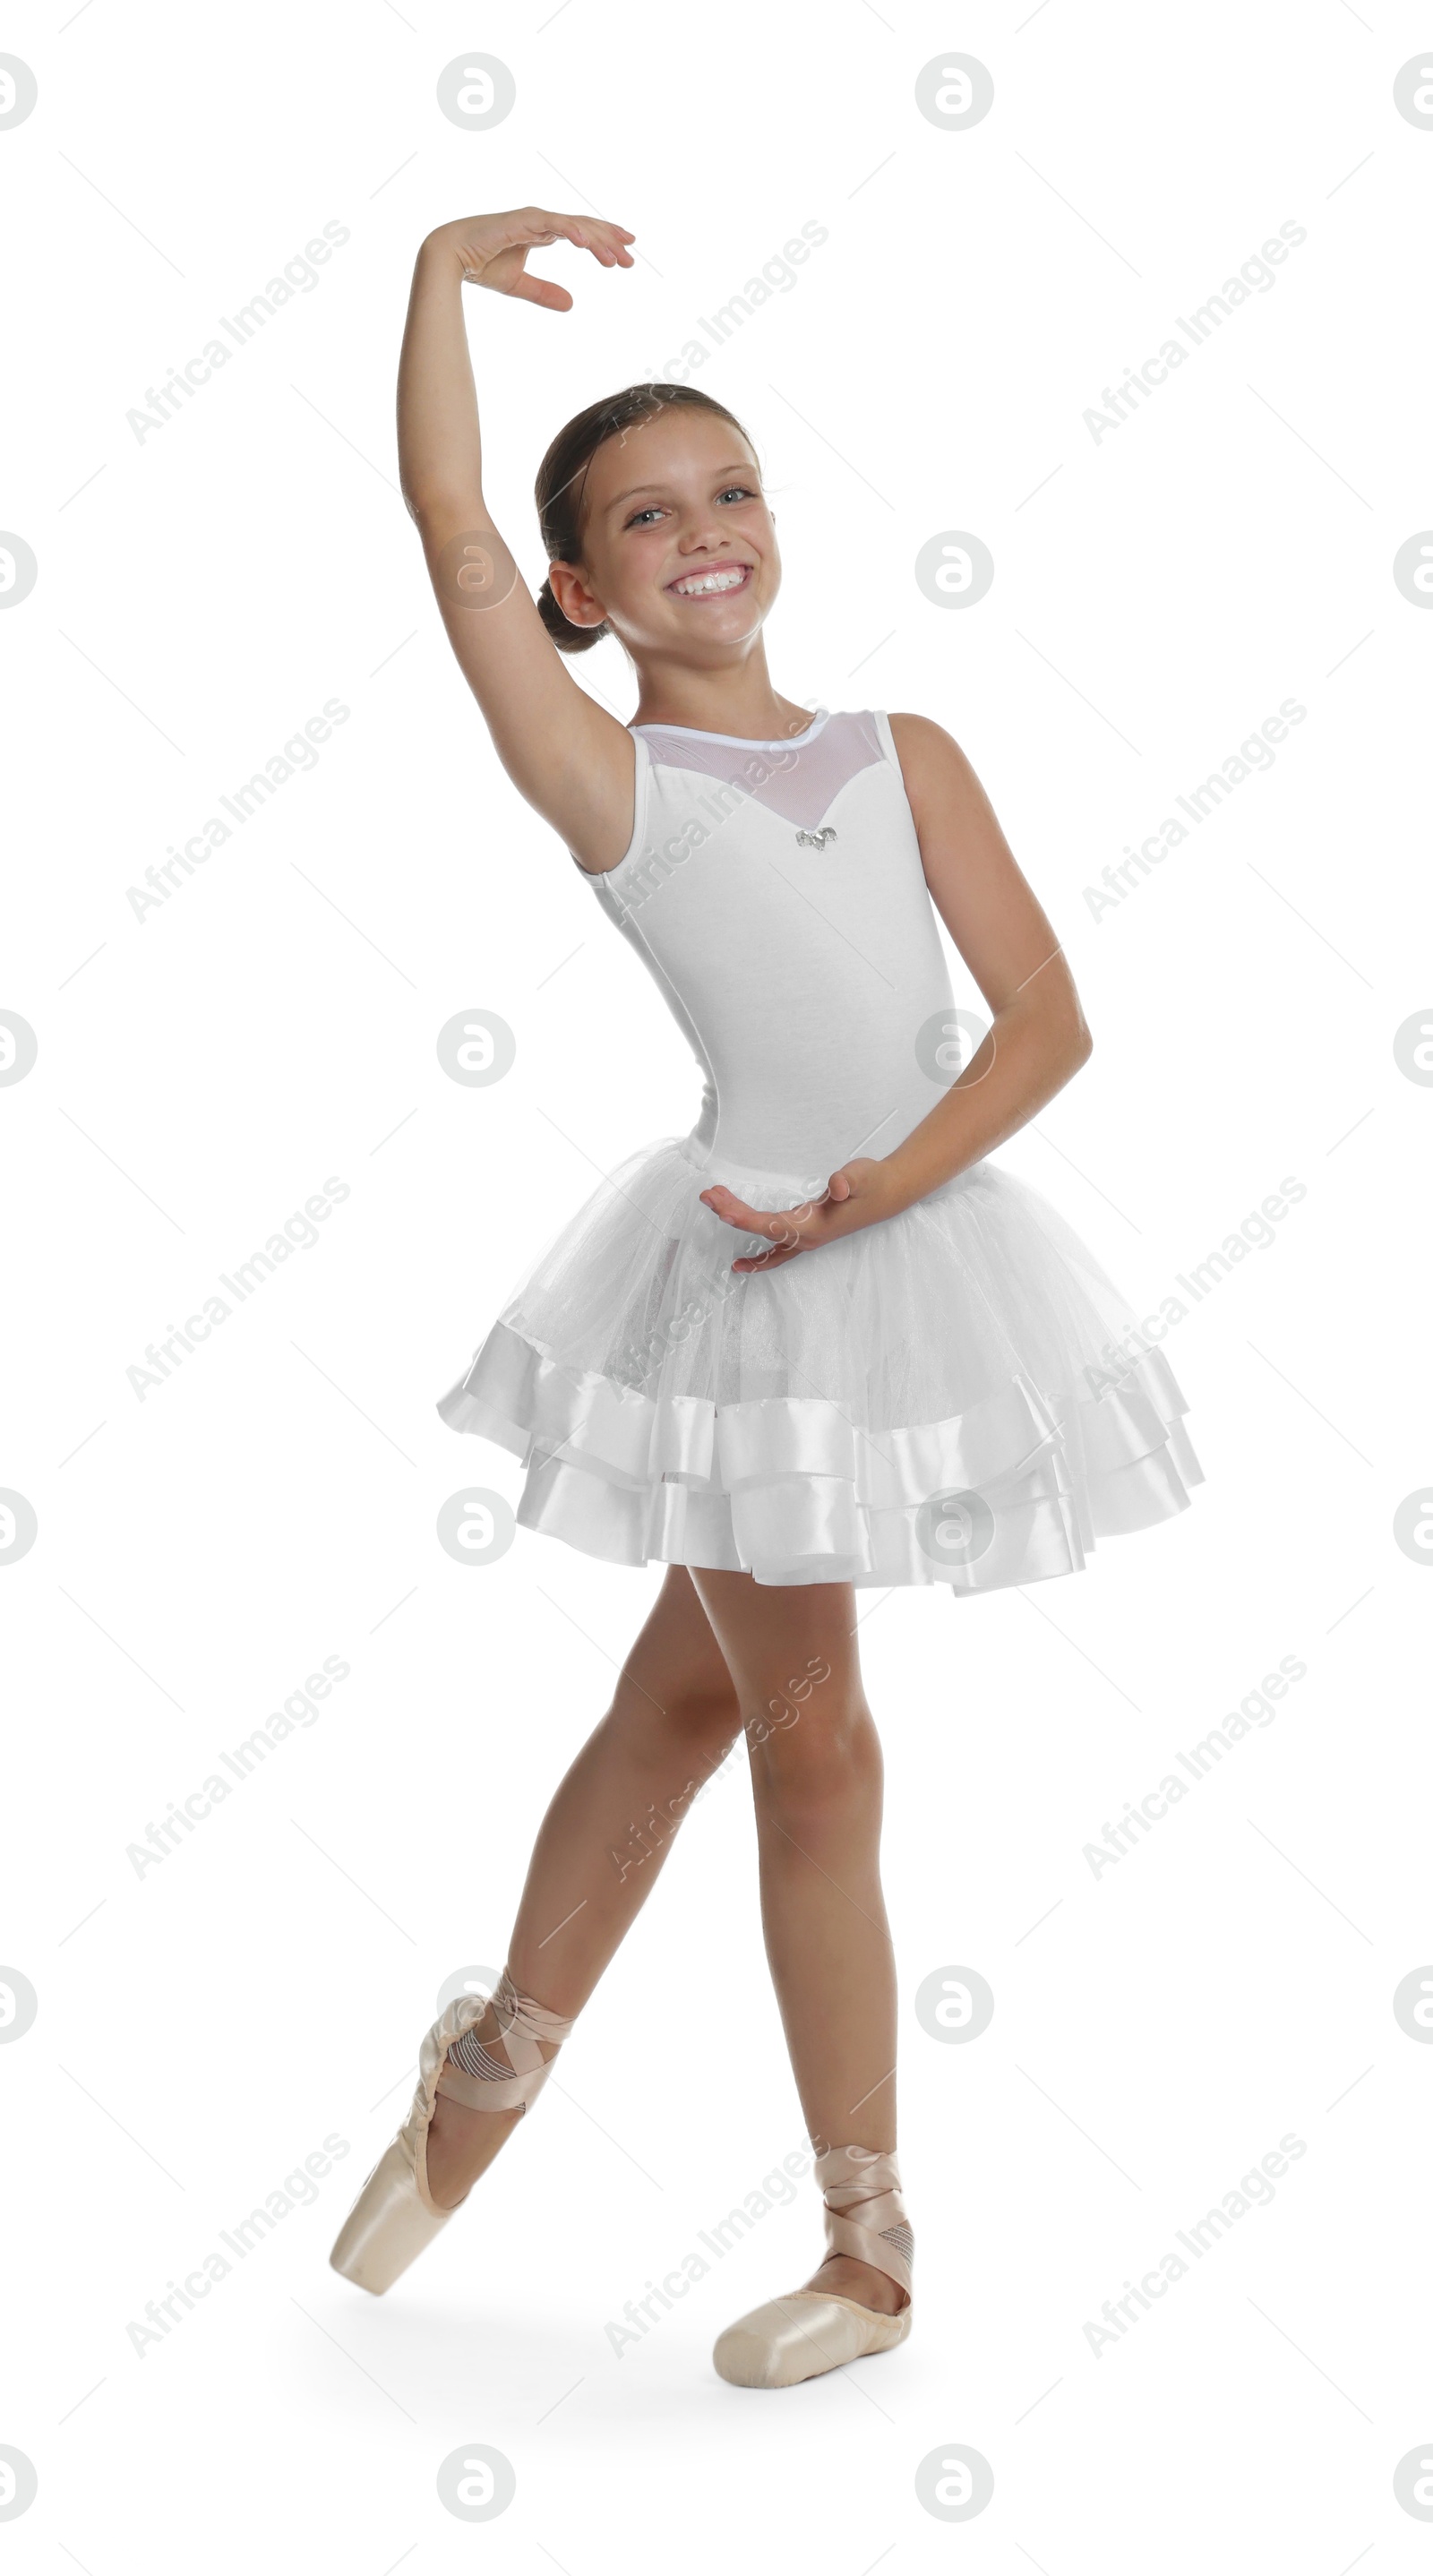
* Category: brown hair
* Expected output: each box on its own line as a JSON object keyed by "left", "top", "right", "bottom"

{"left": 534, "top": 382, "right": 757, "bottom": 654}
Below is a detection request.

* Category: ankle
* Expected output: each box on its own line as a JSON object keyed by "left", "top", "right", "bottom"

{"left": 813, "top": 2250, "right": 908, "bottom": 2315}
{"left": 435, "top": 1968, "right": 574, "bottom": 2118}
{"left": 813, "top": 2142, "right": 914, "bottom": 2311}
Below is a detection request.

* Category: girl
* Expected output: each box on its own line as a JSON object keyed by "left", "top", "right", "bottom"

{"left": 328, "top": 206, "right": 1202, "bottom": 2389}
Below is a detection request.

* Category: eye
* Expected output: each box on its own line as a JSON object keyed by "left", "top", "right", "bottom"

{"left": 622, "top": 485, "right": 759, "bottom": 530}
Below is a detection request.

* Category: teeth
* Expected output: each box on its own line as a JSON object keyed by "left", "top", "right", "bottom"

{"left": 673, "top": 567, "right": 748, "bottom": 596}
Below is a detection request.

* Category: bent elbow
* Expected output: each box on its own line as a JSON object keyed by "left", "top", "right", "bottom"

{"left": 1061, "top": 996, "right": 1093, "bottom": 1074}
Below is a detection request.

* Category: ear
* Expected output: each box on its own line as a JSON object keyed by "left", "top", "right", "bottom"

{"left": 546, "top": 558, "right": 605, "bottom": 631}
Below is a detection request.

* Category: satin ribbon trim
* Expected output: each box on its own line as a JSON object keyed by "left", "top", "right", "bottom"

{"left": 816, "top": 2144, "right": 913, "bottom": 2297}
{"left": 431, "top": 1967, "right": 574, "bottom": 2118}
{"left": 438, "top": 1320, "right": 1202, "bottom": 1512}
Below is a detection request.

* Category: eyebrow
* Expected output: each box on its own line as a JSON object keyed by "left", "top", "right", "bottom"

{"left": 605, "top": 466, "right": 756, "bottom": 515}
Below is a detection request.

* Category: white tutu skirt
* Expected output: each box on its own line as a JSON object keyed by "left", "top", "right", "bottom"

{"left": 437, "top": 1135, "right": 1203, "bottom": 1592}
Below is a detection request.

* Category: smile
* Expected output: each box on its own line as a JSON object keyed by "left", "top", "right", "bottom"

{"left": 667, "top": 563, "right": 753, "bottom": 598}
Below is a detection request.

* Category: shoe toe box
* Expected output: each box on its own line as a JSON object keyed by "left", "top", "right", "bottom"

{"left": 713, "top": 2291, "right": 907, "bottom": 2388}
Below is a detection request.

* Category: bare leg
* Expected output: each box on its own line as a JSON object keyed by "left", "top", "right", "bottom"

{"left": 687, "top": 1567, "right": 905, "bottom": 2316}
{"left": 426, "top": 1565, "right": 742, "bottom": 2207}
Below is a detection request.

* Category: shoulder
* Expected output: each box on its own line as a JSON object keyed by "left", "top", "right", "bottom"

{"left": 887, "top": 710, "right": 966, "bottom": 764}
{"left": 884, "top": 712, "right": 979, "bottom": 806}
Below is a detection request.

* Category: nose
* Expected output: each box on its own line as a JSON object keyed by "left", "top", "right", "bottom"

{"left": 674, "top": 508, "right": 734, "bottom": 555}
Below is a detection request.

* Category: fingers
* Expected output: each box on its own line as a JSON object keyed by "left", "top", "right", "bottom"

{"left": 700, "top": 1181, "right": 823, "bottom": 1235}
{"left": 576, "top": 221, "right": 637, "bottom": 267}
{"left": 699, "top": 1182, "right": 812, "bottom": 1272}
{"left": 696, "top": 1163, "right": 874, "bottom": 1275}
{"left": 731, "top": 1221, "right": 803, "bottom": 1272}
{"left": 572, "top": 216, "right": 637, "bottom": 262}
{"left": 453, "top": 209, "right": 634, "bottom": 304}
{"left": 500, "top": 214, "right": 634, "bottom": 308}
{"left": 505, "top": 272, "right": 575, "bottom": 312}
{"left": 521, "top": 210, "right": 636, "bottom": 265}
{"left": 731, "top": 1242, "right": 800, "bottom": 1273}
{"left": 699, "top": 1183, "right": 768, "bottom": 1234}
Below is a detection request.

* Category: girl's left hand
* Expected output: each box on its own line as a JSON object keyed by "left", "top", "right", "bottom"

{"left": 699, "top": 1158, "right": 899, "bottom": 1272}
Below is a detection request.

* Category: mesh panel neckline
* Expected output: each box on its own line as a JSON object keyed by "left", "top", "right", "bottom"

{"left": 629, "top": 708, "right": 831, "bottom": 749}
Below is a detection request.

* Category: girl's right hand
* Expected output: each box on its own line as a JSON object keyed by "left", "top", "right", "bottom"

{"left": 425, "top": 206, "right": 636, "bottom": 312}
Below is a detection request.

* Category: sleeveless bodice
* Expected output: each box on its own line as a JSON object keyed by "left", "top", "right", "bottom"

{"left": 571, "top": 708, "right": 957, "bottom": 1185}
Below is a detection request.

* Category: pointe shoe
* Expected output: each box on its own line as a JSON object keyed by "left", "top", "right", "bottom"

{"left": 712, "top": 2145, "right": 914, "bottom": 2389}
{"left": 328, "top": 1969, "right": 573, "bottom": 2296}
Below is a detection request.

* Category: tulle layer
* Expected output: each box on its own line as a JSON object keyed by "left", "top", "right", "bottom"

{"left": 437, "top": 1135, "right": 1204, "bottom": 1591}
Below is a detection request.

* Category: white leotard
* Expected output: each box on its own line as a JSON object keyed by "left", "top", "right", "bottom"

{"left": 571, "top": 708, "right": 956, "bottom": 1188}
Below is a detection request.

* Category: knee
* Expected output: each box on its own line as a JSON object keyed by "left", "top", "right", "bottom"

{"left": 613, "top": 1676, "right": 741, "bottom": 1765}
{"left": 671, "top": 1682, "right": 743, "bottom": 1756}
{"left": 748, "top": 1691, "right": 880, "bottom": 1830}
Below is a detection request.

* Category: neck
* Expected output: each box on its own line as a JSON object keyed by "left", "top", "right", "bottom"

{"left": 628, "top": 646, "right": 815, "bottom": 742}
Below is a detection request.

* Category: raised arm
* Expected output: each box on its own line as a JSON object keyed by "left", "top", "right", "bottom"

{"left": 398, "top": 208, "right": 638, "bottom": 870}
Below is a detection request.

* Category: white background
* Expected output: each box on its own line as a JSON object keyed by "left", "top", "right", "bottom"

{"left": 4, "top": 0, "right": 1432, "bottom": 2566}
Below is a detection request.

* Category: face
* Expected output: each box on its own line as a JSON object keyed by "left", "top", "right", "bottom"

{"left": 548, "top": 406, "right": 780, "bottom": 662}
